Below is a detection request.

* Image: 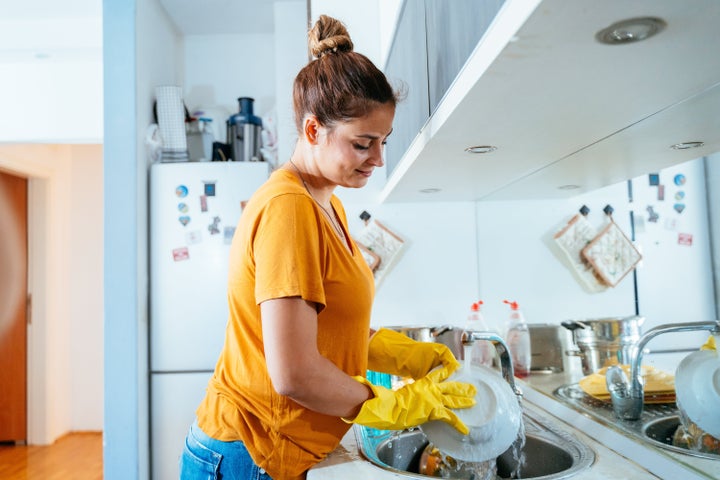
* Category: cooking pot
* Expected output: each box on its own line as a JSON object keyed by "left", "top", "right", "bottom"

{"left": 562, "top": 316, "right": 644, "bottom": 375}
{"left": 382, "top": 325, "right": 464, "bottom": 360}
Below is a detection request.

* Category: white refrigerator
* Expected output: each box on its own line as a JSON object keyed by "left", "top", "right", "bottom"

{"left": 149, "top": 161, "right": 270, "bottom": 480}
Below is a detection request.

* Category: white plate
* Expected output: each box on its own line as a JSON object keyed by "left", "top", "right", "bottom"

{"left": 420, "top": 365, "right": 522, "bottom": 462}
{"left": 675, "top": 349, "right": 720, "bottom": 439}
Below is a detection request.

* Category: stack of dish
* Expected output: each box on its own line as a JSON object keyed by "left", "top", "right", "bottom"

{"left": 579, "top": 364, "right": 676, "bottom": 403}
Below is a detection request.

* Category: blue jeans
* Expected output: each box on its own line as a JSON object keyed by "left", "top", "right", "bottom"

{"left": 179, "top": 420, "right": 273, "bottom": 480}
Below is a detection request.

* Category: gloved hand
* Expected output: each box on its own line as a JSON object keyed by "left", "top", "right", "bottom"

{"left": 367, "top": 328, "right": 460, "bottom": 380}
{"left": 345, "top": 368, "right": 477, "bottom": 434}
{"left": 701, "top": 335, "right": 716, "bottom": 351}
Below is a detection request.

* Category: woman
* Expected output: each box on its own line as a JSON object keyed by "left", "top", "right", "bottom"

{"left": 179, "top": 15, "right": 476, "bottom": 480}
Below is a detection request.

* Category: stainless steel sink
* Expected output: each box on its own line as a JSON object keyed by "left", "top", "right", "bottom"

{"left": 643, "top": 415, "right": 720, "bottom": 460}
{"left": 555, "top": 384, "right": 720, "bottom": 461}
{"left": 355, "top": 408, "right": 595, "bottom": 479}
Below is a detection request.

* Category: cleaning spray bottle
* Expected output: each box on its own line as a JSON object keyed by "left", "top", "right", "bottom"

{"left": 464, "top": 301, "right": 494, "bottom": 367}
{"left": 503, "top": 299, "right": 531, "bottom": 378}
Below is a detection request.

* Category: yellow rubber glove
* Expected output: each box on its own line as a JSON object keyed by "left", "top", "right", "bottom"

{"left": 367, "top": 328, "right": 460, "bottom": 380}
{"left": 345, "top": 368, "right": 477, "bottom": 434}
{"left": 700, "top": 335, "right": 716, "bottom": 351}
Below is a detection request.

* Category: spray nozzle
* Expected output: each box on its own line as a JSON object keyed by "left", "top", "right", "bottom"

{"left": 503, "top": 299, "right": 519, "bottom": 310}
{"left": 470, "top": 300, "right": 484, "bottom": 311}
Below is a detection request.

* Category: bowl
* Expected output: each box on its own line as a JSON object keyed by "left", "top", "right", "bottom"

{"left": 420, "top": 365, "right": 522, "bottom": 462}
{"left": 675, "top": 349, "right": 720, "bottom": 439}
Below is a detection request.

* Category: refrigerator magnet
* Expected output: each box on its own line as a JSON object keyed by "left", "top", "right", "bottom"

{"left": 674, "top": 174, "right": 687, "bottom": 186}
{"left": 208, "top": 216, "right": 221, "bottom": 235}
{"left": 172, "top": 247, "right": 190, "bottom": 261}
{"left": 178, "top": 202, "right": 189, "bottom": 213}
{"left": 199, "top": 195, "right": 208, "bottom": 212}
{"left": 657, "top": 184, "right": 665, "bottom": 201}
{"left": 646, "top": 206, "right": 659, "bottom": 223}
{"left": 648, "top": 173, "right": 660, "bottom": 186}
{"left": 224, "top": 226, "right": 235, "bottom": 244}
{"left": 178, "top": 215, "right": 190, "bottom": 226}
{"left": 678, "top": 233, "right": 693, "bottom": 246}
{"left": 204, "top": 181, "right": 216, "bottom": 197}
{"left": 675, "top": 191, "right": 685, "bottom": 201}
{"left": 674, "top": 203, "right": 686, "bottom": 214}
{"left": 176, "top": 185, "right": 189, "bottom": 198}
{"left": 186, "top": 230, "right": 202, "bottom": 245}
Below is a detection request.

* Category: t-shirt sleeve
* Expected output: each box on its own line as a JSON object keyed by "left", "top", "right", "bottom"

{"left": 253, "top": 193, "right": 327, "bottom": 309}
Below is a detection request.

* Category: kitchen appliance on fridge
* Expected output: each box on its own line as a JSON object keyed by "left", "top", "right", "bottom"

{"left": 149, "top": 161, "right": 269, "bottom": 480}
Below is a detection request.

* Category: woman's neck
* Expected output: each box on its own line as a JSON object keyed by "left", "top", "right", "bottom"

{"left": 287, "top": 156, "right": 334, "bottom": 209}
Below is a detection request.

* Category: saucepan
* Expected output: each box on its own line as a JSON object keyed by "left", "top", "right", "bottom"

{"left": 382, "top": 325, "right": 463, "bottom": 359}
{"left": 562, "top": 316, "right": 644, "bottom": 375}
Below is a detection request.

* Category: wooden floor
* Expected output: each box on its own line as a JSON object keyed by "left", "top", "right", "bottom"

{"left": 0, "top": 432, "right": 103, "bottom": 480}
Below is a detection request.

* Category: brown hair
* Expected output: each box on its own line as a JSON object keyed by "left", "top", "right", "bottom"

{"left": 292, "top": 15, "right": 398, "bottom": 133}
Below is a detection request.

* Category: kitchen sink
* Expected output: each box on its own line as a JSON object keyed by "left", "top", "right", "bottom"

{"left": 643, "top": 416, "right": 720, "bottom": 460}
{"left": 355, "top": 408, "right": 595, "bottom": 479}
{"left": 555, "top": 384, "right": 720, "bottom": 461}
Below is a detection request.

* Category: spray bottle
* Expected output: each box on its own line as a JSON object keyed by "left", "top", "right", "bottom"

{"left": 464, "top": 301, "right": 494, "bottom": 367}
{"left": 503, "top": 299, "right": 531, "bottom": 378}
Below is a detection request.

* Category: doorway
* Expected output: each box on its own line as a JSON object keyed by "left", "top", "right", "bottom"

{"left": 0, "top": 169, "right": 28, "bottom": 443}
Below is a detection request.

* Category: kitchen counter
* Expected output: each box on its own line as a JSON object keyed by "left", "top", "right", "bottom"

{"left": 523, "top": 372, "right": 720, "bottom": 480}
{"left": 308, "top": 372, "right": 719, "bottom": 480}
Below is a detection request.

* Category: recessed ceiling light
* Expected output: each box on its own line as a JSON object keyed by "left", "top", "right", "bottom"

{"left": 670, "top": 141, "right": 704, "bottom": 150}
{"left": 465, "top": 145, "right": 497, "bottom": 154}
{"left": 419, "top": 188, "right": 441, "bottom": 194}
{"left": 557, "top": 184, "right": 581, "bottom": 191}
{"left": 596, "top": 17, "right": 666, "bottom": 45}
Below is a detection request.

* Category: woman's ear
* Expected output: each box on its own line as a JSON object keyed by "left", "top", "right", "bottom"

{"left": 302, "top": 115, "right": 321, "bottom": 145}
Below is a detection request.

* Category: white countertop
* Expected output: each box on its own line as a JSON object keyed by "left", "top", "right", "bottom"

{"left": 308, "top": 372, "right": 719, "bottom": 480}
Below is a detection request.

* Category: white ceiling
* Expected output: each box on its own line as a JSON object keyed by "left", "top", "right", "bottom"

{"left": 0, "top": 0, "right": 280, "bottom": 64}
{"left": 0, "top": 0, "right": 102, "bottom": 63}
{"left": 0, "top": 0, "right": 101, "bottom": 19}
{"left": 159, "top": 0, "right": 281, "bottom": 35}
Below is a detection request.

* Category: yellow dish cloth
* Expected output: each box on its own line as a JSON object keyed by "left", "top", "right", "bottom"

{"left": 579, "top": 365, "right": 675, "bottom": 404}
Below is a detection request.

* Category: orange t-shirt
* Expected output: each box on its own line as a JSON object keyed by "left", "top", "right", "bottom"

{"left": 196, "top": 169, "right": 375, "bottom": 480}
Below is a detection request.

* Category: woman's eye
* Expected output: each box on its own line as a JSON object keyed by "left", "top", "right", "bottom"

{"left": 353, "top": 143, "right": 370, "bottom": 151}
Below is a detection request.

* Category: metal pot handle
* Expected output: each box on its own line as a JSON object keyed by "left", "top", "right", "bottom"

{"left": 565, "top": 349, "right": 586, "bottom": 358}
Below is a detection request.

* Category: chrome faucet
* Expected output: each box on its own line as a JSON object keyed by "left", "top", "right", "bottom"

{"left": 607, "top": 320, "right": 720, "bottom": 420}
{"left": 461, "top": 330, "right": 523, "bottom": 397}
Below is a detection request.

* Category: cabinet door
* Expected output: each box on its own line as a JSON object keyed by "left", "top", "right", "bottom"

{"left": 384, "top": 0, "right": 429, "bottom": 177}
{"left": 425, "top": 0, "right": 505, "bottom": 113}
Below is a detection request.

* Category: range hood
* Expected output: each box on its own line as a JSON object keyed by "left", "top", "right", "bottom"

{"left": 380, "top": 0, "right": 720, "bottom": 202}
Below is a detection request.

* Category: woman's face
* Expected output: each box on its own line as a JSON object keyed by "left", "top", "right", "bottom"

{"left": 314, "top": 103, "right": 395, "bottom": 189}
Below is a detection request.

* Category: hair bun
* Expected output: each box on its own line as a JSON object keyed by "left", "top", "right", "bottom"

{"left": 309, "top": 15, "right": 354, "bottom": 58}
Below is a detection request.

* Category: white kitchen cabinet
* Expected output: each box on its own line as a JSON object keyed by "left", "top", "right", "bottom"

{"left": 383, "top": 0, "right": 429, "bottom": 177}
{"left": 425, "top": 0, "right": 505, "bottom": 115}
{"left": 380, "top": 0, "right": 720, "bottom": 203}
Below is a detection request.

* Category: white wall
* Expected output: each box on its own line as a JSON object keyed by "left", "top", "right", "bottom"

{"left": 274, "top": 1, "right": 307, "bottom": 166}
{"left": 342, "top": 158, "right": 715, "bottom": 375}
{"left": 0, "top": 17, "right": 103, "bottom": 143}
{"left": 133, "top": 0, "right": 184, "bottom": 477}
{"left": 183, "top": 33, "right": 276, "bottom": 122}
{"left": 344, "top": 201, "right": 479, "bottom": 328}
{"left": 68, "top": 145, "right": 105, "bottom": 429}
